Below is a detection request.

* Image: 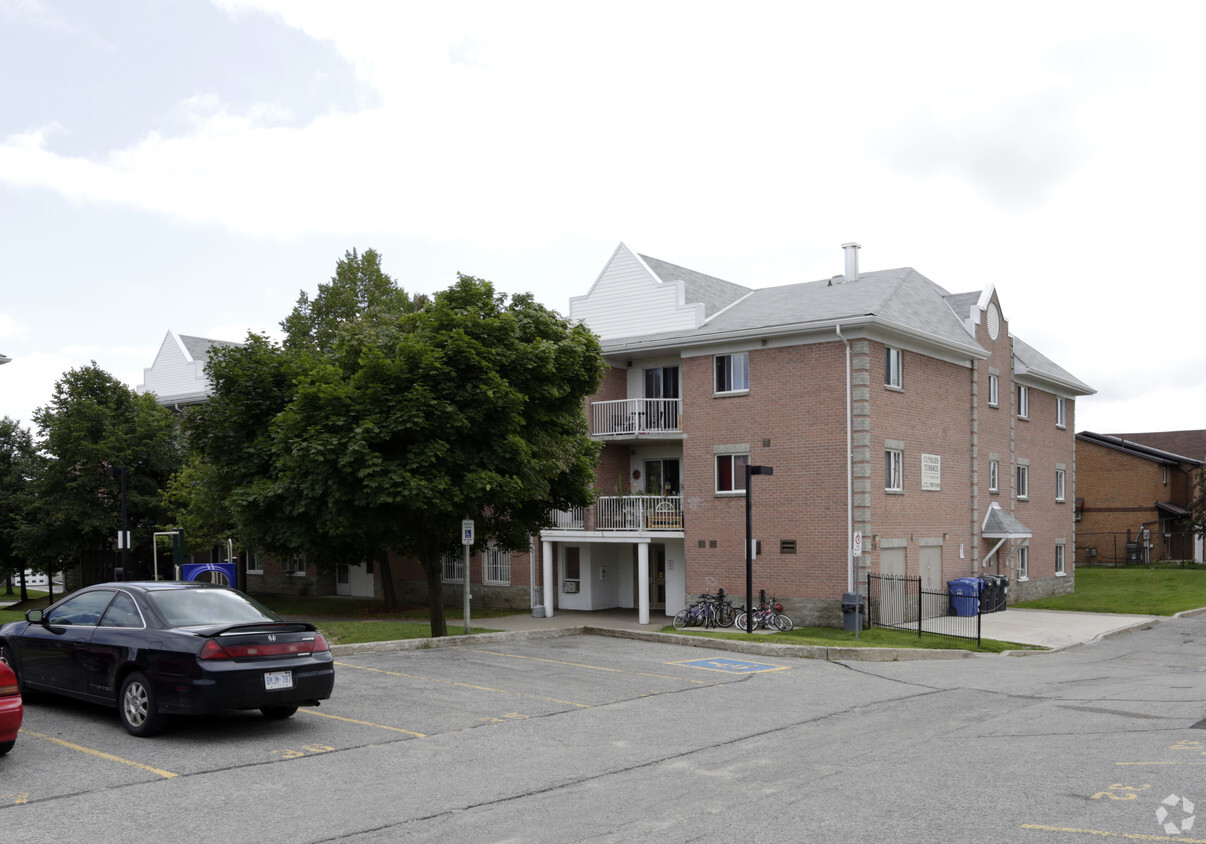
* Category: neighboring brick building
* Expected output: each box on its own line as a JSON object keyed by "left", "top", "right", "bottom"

{"left": 524, "top": 242, "right": 1094, "bottom": 623}
{"left": 1074, "top": 432, "right": 1204, "bottom": 564}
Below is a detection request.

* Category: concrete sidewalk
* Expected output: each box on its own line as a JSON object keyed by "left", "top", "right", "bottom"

{"left": 473, "top": 606, "right": 1161, "bottom": 650}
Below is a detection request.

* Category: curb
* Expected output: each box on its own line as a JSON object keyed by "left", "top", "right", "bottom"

{"left": 330, "top": 625, "right": 980, "bottom": 662}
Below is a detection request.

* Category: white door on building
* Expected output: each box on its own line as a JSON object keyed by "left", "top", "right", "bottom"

{"left": 919, "top": 546, "right": 943, "bottom": 620}
{"left": 880, "top": 547, "right": 906, "bottom": 625}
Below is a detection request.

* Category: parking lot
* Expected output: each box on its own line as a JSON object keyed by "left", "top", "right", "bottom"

{"left": 2, "top": 616, "right": 1206, "bottom": 843}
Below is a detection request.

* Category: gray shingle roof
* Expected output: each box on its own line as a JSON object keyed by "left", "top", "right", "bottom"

{"left": 179, "top": 334, "right": 241, "bottom": 363}
{"left": 982, "top": 503, "right": 1032, "bottom": 538}
{"left": 639, "top": 255, "right": 751, "bottom": 318}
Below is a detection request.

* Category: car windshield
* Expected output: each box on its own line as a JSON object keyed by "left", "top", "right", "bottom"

{"left": 146, "top": 588, "right": 282, "bottom": 627}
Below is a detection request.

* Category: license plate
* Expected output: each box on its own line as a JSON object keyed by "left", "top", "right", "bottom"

{"left": 264, "top": 670, "right": 293, "bottom": 691}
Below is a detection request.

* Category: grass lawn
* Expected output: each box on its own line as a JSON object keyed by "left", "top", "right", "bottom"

{"left": 1014, "top": 565, "right": 1206, "bottom": 615}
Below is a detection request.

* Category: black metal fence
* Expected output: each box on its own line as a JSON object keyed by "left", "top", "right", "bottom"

{"left": 866, "top": 573, "right": 982, "bottom": 646}
{"left": 1077, "top": 531, "right": 1199, "bottom": 566}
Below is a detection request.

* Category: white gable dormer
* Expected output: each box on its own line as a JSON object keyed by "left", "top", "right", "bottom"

{"left": 138, "top": 330, "right": 219, "bottom": 406}
{"left": 569, "top": 243, "right": 705, "bottom": 341}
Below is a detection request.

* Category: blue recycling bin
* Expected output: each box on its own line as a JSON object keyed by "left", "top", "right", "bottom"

{"left": 948, "top": 577, "right": 982, "bottom": 617}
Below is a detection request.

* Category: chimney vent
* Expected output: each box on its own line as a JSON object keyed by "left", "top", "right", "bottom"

{"left": 842, "top": 242, "right": 861, "bottom": 282}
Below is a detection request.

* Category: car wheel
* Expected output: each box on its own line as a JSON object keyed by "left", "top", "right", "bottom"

{"left": 119, "top": 672, "right": 167, "bottom": 737}
{"left": 260, "top": 705, "right": 299, "bottom": 721}
{"left": 0, "top": 740, "right": 13, "bottom": 756}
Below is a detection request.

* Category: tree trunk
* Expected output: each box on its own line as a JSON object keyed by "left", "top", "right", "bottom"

{"left": 377, "top": 551, "right": 397, "bottom": 609}
{"left": 421, "top": 556, "right": 447, "bottom": 637}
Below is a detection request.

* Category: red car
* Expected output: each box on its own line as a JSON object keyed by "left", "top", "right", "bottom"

{"left": 0, "top": 658, "right": 21, "bottom": 755}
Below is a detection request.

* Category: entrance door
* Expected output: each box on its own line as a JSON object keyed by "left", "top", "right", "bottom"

{"left": 644, "top": 459, "right": 681, "bottom": 496}
{"left": 919, "top": 546, "right": 943, "bottom": 620}
{"left": 633, "top": 544, "right": 666, "bottom": 610}
{"left": 879, "top": 547, "right": 907, "bottom": 625}
{"left": 644, "top": 366, "right": 680, "bottom": 430}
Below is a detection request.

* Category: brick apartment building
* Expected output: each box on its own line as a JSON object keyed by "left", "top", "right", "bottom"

{"left": 1074, "top": 431, "right": 1204, "bottom": 564}
{"left": 506, "top": 242, "right": 1095, "bottom": 624}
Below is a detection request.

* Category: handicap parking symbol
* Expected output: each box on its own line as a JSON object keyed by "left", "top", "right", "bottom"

{"left": 672, "top": 657, "right": 785, "bottom": 674}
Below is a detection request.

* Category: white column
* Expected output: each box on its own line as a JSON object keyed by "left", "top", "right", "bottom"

{"left": 542, "top": 540, "right": 555, "bottom": 618}
{"left": 637, "top": 542, "right": 650, "bottom": 625}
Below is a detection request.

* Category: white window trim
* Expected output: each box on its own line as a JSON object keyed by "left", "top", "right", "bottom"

{"left": 247, "top": 550, "right": 264, "bottom": 575}
{"left": 989, "top": 460, "right": 999, "bottom": 494}
{"left": 482, "top": 545, "right": 511, "bottom": 586}
{"left": 714, "top": 352, "right": 750, "bottom": 395}
{"left": 1017, "top": 464, "right": 1029, "bottom": 500}
{"left": 885, "top": 449, "right": 904, "bottom": 492}
{"left": 1056, "top": 396, "right": 1067, "bottom": 428}
{"left": 1018, "top": 385, "right": 1030, "bottom": 419}
{"left": 1055, "top": 543, "right": 1066, "bottom": 576}
{"left": 1018, "top": 545, "right": 1029, "bottom": 580}
{"left": 715, "top": 452, "right": 749, "bottom": 495}
{"left": 885, "top": 347, "right": 903, "bottom": 389}
{"left": 988, "top": 373, "right": 999, "bottom": 407}
{"left": 1055, "top": 468, "right": 1066, "bottom": 502}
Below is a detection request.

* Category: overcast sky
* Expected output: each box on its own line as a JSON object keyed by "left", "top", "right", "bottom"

{"left": 2, "top": 0, "right": 1203, "bottom": 440}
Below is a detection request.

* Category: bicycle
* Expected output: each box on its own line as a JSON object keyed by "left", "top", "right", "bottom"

{"left": 673, "top": 589, "right": 737, "bottom": 629}
{"left": 735, "top": 594, "right": 794, "bottom": 632}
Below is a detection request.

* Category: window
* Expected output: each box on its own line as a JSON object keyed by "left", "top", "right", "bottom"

{"left": 99, "top": 591, "right": 144, "bottom": 628}
{"left": 47, "top": 589, "right": 115, "bottom": 626}
{"left": 282, "top": 554, "right": 306, "bottom": 576}
{"left": 1056, "top": 396, "right": 1067, "bottom": 428}
{"left": 988, "top": 373, "right": 999, "bottom": 407}
{"left": 247, "top": 551, "right": 263, "bottom": 575}
{"left": 1018, "top": 546, "right": 1029, "bottom": 579}
{"left": 1055, "top": 469, "right": 1066, "bottom": 502}
{"left": 441, "top": 552, "right": 463, "bottom": 583}
{"left": 885, "top": 347, "right": 903, "bottom": 388}
{"left": 1017, "top": 464, "right": 1029, "bottom": 499}
{"left": 885, "top": 449, "right": 904, "bottom": 492}
{"left": 714, "top": 353, "right": 749, "bottom": 393}
{"left": 564, "top": 547, "right": 581, "bottom": 581}
{"left": 1055, "top": 544, "right": 1066, "bottom": 575}
{"left": 482, "top": 546, "right": 511, "bottom": 585}
{"left": 1018, "top": 385, "right": 1029, "bottom": 419}
{"left": 989, "top": 460, "right": 999, "bottom": 493}
{"left": 716, "top": 453, "right": 749, "bottom": 493}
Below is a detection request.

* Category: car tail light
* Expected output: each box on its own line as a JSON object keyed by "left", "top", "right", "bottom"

{"left": 200, "top": 634, "right": 329, "bottom": 660}
{"left": 0, "top": 681, "right": 17, "bottom": 697}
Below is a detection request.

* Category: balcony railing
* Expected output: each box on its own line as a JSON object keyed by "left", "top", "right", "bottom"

{"left": 591, "top": 398, "right": 682, "bottom": 438}
{"left": 549, "top": 495, "right": 684, "bottom": 533}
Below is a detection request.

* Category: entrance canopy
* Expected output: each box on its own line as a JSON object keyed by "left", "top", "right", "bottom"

{"left": 981, "top": 502, "right": 1032, "bottom": 569}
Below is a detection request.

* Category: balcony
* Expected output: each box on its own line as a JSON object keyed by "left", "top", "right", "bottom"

{"left": 549, "top": 495, "right": 684, "bottom": 534}
{"left": 590, "top": 398, "right": 683, "bottom": 440}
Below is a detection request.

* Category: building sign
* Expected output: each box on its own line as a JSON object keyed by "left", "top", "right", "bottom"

{"left": 921, "top": 453, "right": 941, "bottom": 491}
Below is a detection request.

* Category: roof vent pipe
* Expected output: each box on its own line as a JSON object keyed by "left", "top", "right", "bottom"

{"left": 842, "top": 242, "right": 861, "bottom": 282}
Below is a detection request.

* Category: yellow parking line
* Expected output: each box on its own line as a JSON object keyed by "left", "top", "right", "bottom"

{"left": 335, "top": 661, "right": 591, "bottom": 708}
{"left": 299, "top": 707, "right": 426, "bottom": 737}
{"left": 1021, "top": 824, "right": 1206, "bottom": 841}
{"left": 458, "top": 649, "right": 711, "bottom": 685}
{"left": 1116, "top": 761, "right": 1206, "bottom": 766}
{"left": 21, "top": 729, "right": 178, "bottom": 779}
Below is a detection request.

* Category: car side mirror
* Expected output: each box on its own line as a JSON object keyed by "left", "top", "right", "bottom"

{"left": 25, "top": 609, "right": 44, "bottom": 624}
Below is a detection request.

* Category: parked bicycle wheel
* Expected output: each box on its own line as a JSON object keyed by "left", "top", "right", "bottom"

{"left": 673, "top": 609, "right": 691, "bottom": 630}
{"left": 773, "top": 613, "right": 794, "bottom": 631}
{"left": 717, "top": 602, "right": 737, "bottom": 628}
{"left": 735, "top": 612, "right": 757, "bottom": 632}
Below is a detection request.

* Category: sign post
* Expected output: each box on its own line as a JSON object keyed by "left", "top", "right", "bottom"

{"left": 462, "top": 520, "right": 475, "bottom": 634}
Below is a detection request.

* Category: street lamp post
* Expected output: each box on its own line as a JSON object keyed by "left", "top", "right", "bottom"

{"left": 745, "top": 463, "right": 773, "bottom": 634}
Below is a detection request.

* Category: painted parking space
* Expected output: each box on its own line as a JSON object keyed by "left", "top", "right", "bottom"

{"left": 670, "top": 656, "right": 787, "bottom": 674}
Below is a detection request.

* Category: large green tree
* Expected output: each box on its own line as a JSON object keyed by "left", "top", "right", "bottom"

{"left": 19, "top": 364, "right": 183, "bottom": 579}
{"left": 0, "top": 417, "right": 37, "bottom": 598}
{"left": 189, "top": 257, "right": 604, "bottom": 634}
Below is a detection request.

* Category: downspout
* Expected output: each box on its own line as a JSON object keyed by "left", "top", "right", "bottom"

{"left": 837, "top": 324, "right": 853, "bottom": 593}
